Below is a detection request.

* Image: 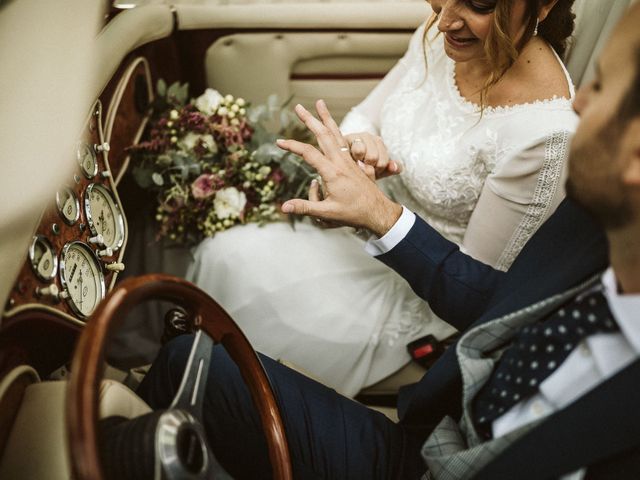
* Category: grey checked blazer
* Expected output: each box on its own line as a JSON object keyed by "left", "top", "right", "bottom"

{"left": 420, "top": 274, "right": 602, "bottom": 480}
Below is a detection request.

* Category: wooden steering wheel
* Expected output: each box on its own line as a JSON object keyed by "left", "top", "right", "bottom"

{"left": 66, "top": 273, "right": 292, "bottom": 480}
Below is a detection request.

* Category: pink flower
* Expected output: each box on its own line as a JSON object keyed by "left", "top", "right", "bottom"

{"left": 191, "top": 174, "right": 218, "bottom": 199}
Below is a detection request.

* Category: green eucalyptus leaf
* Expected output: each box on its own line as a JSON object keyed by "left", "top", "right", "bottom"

{"left": 157, "top": 79, "right": 167, "bottom": 98}
{"left": 151, "top": 172, "right": 165, "bottom": 186}
{"left": 176, "top": 83, "right": 190, "bottom": 106}
{"left": 248, "top": 104, "right": 268, "bottom": 124}
{"left": 156, "top": 154, "right": 172, "bottom": 167}
{"left": 132, "top": 166, "right": 154, "bottom": 189}
{"left": 279, "top": 110, "right": 291, "bottom": 130}
{"left": 254, "top": 143, "right": 285, "bottom": 164}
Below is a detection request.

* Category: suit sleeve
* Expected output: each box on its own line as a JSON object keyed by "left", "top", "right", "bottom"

{"left": 376, "top": 214, "right": 505, "bottom": 331}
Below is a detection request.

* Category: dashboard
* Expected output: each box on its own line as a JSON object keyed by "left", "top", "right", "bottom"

{"left": 4, "top": 101, "right": 127, "bottom": 325}
{"left": 2, "top": 57, "right": 152, "bottom": 335}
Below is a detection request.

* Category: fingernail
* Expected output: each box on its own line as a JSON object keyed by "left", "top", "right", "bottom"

{"left": 318, "top": 99, "right": 326, "bottom": 108}
{"left": 390, "top": 161, "right": 398, "bottom": 172}
{"left": 295, "top": 104, "right": 305, "bottom": 112}
{"left": 310, "top": 179, "right": 318, "bottom": 187}
{"left": 357, "top": 160, "right": 366, "bottom": 171}
{"left": 282, "top": 203, "right": 294, "bottom": 213}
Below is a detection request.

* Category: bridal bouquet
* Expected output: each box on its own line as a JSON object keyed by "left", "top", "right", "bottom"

{"left": 129, "top": 81, "right": 314, "bottom": 245}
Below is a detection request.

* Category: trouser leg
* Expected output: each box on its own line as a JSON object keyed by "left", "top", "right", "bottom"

{"left": 138, "top": 335, "right": 426, "bottom": 479}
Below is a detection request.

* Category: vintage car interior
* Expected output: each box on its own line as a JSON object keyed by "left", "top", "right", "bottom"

{"left": 0, "top": 0, "right": 636, "bottom": 479}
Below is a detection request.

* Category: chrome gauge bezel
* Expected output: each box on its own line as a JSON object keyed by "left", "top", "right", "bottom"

{"left": 76, "top": 142, "right": 98, "bottom": 179}
{"left": 56, "top": 187, "right": 80, "bottom": 225}
{"left": 59, "top": 241, "right": 105, "bottom": 318}
{"left": 28, "top": 235, "right": 58, "bottom": 282}
{"left": 84, "top": 183, "right": 125, "bottom": 252}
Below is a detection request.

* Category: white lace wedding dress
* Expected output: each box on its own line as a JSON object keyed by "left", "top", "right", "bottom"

{"left": 186, "top": 23, "right": 578, "bottom": 396}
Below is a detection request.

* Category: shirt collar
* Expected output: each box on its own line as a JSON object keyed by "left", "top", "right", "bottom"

{"left": 602, "top": 268, "right": 640, "bottom": 353}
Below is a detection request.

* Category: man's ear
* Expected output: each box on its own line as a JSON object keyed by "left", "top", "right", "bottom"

{"left": 622, "top": 118, "right": 640, "bottom": 187}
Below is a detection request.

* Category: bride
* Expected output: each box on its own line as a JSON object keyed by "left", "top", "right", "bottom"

{"left": 187, "top": 0, "right": 577, "bottom": 396}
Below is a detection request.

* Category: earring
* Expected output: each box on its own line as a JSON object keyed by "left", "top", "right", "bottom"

{"left": 533, "top": 18, "right": 539, "bottom": 36}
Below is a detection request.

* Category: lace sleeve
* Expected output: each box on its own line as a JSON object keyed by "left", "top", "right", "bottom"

{"left": 460, "top": 130, "right": 571, "bottom": 271}
{"left": 340, "top": 21, "right": 427, "bottom": 135}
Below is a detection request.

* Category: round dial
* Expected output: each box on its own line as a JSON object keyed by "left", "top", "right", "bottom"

{"left": 77, "top": 142, "right": 98, "bottom": 179}
{"left": 28, "top": 235, "right": 58, "bottom": 281}
{"left": 59, "top": 241, "right": 105, "bottom": 318}
{"left": 56, "top": 187, "right": 80, "bottom": 225}
{"left": 84, "top": 183, "right": 125, "bottom": 251}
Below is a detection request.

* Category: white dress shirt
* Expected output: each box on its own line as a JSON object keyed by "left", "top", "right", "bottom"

{"left": 366, "top": 210, "right": 640, "bottom": 478}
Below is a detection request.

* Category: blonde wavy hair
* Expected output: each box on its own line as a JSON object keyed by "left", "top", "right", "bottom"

{"left": 423, "top": 0, "right": 575, "bottom": 111}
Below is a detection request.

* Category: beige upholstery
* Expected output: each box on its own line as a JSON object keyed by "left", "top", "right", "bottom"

{"left": 178, "top": 2, "right": 429, "bottom": 118}
{"left": 0, "top": 0, "right": 102, "bottom": 315}
{"left": 566, "top": 0, "right": 636, "bottom": 86}
{"left": 0, "top": 376, "right": 151, "bottom": 480}
{"left": 177, "top": 3, "right": 429, "bottom": 30}
{"left": 205, "top": 32, "right": 413, "bottom": 120}
{"left": 95, "top": 5, "right": 173, "bottom": 97}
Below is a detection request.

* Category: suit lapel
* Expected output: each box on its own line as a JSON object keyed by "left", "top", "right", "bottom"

{"left": 474, "top": 358, "right": 640, "bottom": 479}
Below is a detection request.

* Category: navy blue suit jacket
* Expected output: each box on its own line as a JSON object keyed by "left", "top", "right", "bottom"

{"left": 377, "top": 199, "right": 640, "bottom": 478}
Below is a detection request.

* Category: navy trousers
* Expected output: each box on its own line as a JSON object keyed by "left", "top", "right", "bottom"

{"left": 137, "top": 335, "right": 427, "bottom": 479}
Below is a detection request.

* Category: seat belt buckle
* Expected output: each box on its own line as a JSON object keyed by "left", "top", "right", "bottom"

{"left": 407, "top": 334, "right": 444, "bottom": 368}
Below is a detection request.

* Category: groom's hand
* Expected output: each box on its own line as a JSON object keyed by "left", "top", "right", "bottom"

{"left": 277, "top": 100, "right": 402, "bottom": 237}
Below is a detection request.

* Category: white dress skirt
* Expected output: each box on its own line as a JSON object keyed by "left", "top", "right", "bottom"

{"left": 186, "top": 22, "right": 579, "bottom": 396}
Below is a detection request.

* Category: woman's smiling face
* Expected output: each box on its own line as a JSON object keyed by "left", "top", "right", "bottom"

{"left": 428, "top": 0, "right": 529, "bottom": 63}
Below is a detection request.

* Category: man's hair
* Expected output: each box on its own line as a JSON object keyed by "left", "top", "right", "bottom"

{"left": 618, "top": 46, "right": 640, "bottom": 124}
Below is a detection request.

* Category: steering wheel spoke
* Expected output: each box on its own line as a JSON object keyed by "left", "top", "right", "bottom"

{"left": 169, "top": 330, "right": 214, "bottom": 422}
{"left": 67, "top": 274, "right": 292, "bottom": 480}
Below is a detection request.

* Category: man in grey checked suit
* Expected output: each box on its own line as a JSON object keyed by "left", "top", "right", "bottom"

{"left": 140, "top": 4, "right": 640, "bottom": 479}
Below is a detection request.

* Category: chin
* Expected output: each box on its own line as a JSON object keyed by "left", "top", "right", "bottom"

{"left": 442, "top": 45, "right": 481, "bottom": 64}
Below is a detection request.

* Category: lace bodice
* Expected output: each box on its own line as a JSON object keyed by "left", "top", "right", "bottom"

{"left": 341, "top": 22, "right": 578, "bottom": 270}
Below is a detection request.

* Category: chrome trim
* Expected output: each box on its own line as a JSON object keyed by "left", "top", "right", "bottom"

{"left": 76, "top": 141, "right": 98, "bottom": 179}
{"left": 155, "top": 410, "right": 209, "bottom": 480}
{"left": 28, "top": 235, "right": 58, "bottom": 281}
{"left": 55, "top": 187, "right": 80, "bottom": 225}
{"left": 59, "top": 241, "right": 105, "bottom": 318}
{"left": 84, "top": 183, "right": 125, "bottom": 252}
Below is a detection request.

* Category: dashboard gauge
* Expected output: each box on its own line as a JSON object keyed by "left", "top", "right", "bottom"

{"left": 84, "top": 183, "right": 125, "bottom": 252}
{"left": 56, "top": 187, "right": 80, "bottom": 225}
{"left": 77, "top": 142, "right": 98, "bottom": 179}
{"left": 28, "top": 235, "right": 58, "bottom": 281}
{"left": 59, "top": 241, "right": 105, "bottom": 318}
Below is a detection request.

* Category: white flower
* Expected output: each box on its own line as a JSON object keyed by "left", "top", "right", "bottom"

{"left": 194, "top": 88, "right": 223, "bottom": 116}
{"left": 179, "top": 132, "right": 218, "bottom": 153}
{"left": 224, "top": 94, "right": 234, "bottom": 104}
{"left": 236, "top": 98, "right": 246, "bottom": 107}
{"left": 179, "top": 132, "right": 201, "bottom": 151}
{"left": 169, "top": 109, "right": 179, "bottom": 120}
{"left": 200, "top": 134, "right": 217, "bottom": 152}
{"left": 213, "top": 187, "right": 247, "bottom": 219}
{"left": 218, "top": 106, "right": 228, "bottom": 116}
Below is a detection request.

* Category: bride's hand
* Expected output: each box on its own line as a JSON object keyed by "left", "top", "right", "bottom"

{"left": 344, "top": 132, "right": 402, "bottom": 179}
{"left": 276, "top": 100, "right": 402, "bottom": 237}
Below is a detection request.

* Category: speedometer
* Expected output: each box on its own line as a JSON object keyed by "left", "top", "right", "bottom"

{"left": 84, "top": 183, "right": 125, "bottom": 252}
{"left": 59, "top": 241, "right": 105, "bottom": 318}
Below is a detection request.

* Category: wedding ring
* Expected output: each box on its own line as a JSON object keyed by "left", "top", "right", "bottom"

{"left": 339, "top": 146, "right": 350, "bottom": 152}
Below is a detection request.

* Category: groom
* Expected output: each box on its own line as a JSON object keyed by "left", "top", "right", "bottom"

{"left": 139, "top": 5, "right": 640, "bottom": 479}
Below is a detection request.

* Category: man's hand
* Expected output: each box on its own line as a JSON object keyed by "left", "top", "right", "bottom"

{"left": 278, "top": 100, "right": 402, "bottom": 237}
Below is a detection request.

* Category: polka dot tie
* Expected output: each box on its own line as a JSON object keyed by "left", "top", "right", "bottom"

{"left": 473, "top": 285, "right": 617, "bottom": 439}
